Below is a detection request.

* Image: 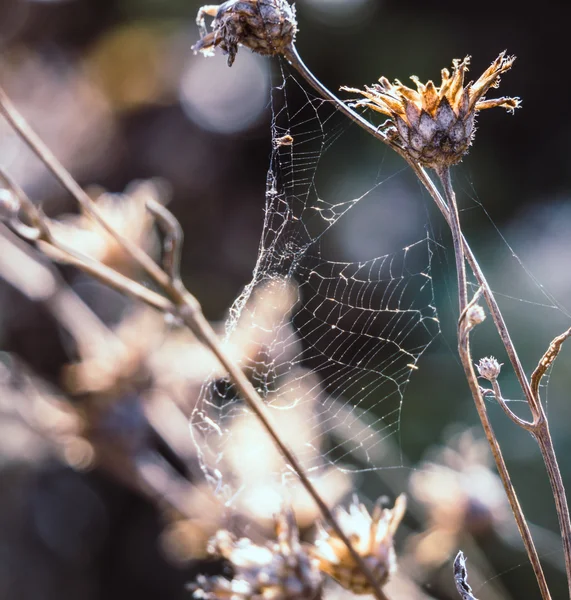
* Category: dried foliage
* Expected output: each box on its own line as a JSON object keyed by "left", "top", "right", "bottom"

{"left": 342, "top": 53, "right": 519, "bottom": 169}
{"left": 1, "top": 2, "right": 571, "bottom": 600}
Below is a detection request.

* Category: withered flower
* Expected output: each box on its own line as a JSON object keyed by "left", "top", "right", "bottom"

{"left": 48, "top": 179, "right": 161, "bottom": 275}
{"left": 343, "top": 52, "right": 520, "bottom": 169}
{"left": 409, "top": 429, "right": 510, "bottom": 568}
{"left": 192, "top": 0, "right": 297, "bottom": 66}
{"left": 191, "top": 509, "right": 323, "bottom": 599}
{"left": 310, "top": 494, "right": 406, "bottom": 594}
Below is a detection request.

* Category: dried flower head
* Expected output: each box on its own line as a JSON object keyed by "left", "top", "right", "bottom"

{"left": 48, "top": 179, "right": 161, "bottom": 275}
{"left": 342, "top": 52, "right": 520, "bottom": 169}
{"left": 476, "top": 356, "right": 503, "bottom": 382}
{"left": 191, "top": 509, "right": 323, "bottom": 599}
{"left": 410, "top": 430, "right": 510, "bottom": 567}
{"left": 192, "top": 0, "right": 297, "bottom": 67}
{"left": 310, "top": 494, "right": 406, "bottom": 594}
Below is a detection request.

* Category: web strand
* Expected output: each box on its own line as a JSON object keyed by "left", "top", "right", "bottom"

{"left": 191, "top": 63, "right": 440, "bottom": 497}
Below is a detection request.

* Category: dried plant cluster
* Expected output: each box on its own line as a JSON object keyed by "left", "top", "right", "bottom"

{"left": 342, "top": 53, "right": 520, "bottom": 169}
{"left": 1, "top": 2, "right": 571, "bottom": 600}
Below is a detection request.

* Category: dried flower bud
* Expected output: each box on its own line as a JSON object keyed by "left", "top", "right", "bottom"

{"left": 310, "top": 494, "right": 406, "bottom": 594}
{"left": 193, "top": 0, "right": 297, "bottom": 66}
{"left": 191, "top": 509, "right": 323, "bottom": 599}
{"left": 0, "top": 188, "right": 20, "bottom": 221}
{"left": 476, "top": 357, "right": 502, "bottom": 381}
{"left": 465, "top": 304, "right": 486, "bottom": 328}
{"left": 342, "top": 52, "right": 520, "bottom": 169}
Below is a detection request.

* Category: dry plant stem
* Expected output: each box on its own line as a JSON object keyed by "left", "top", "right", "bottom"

{"left": 0, "top": 169, "right": 175, "bottom": 313}
{"left": 438, "top": 167, "right": 552, "bottom": 600}
{"left": 284, "top": 46, "right": 397, "bottom": 152}
{"left": 283, "top": 44, "right": 553, "bottom": 596}
{"left": 437, "top": 168, "right": 468, "bottom": 310}
{"left": 176, "top": 302, "right": 389, "bottom": 600}
{"left": 439, "top": 167, "right": 571, "bottom": 599}
{"left": 0, "top": 89, "right": 389, "bottom": 600}
{"left": 0, "top": 86, "right": 171, "bottom": 292}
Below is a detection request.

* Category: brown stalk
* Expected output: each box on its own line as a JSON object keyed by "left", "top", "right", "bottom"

{"left": 436, "top": 167, "right": 553, "bottom": 600}
{"left": 283, "top": 42, "right": 553, "bottom": 599}
{"left": 0, "top": 85, "right": 389, "bottom": 600}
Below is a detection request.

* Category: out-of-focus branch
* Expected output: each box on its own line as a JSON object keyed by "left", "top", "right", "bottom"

{"left": 0, "top": 84, "right": 390, "bottom": 600}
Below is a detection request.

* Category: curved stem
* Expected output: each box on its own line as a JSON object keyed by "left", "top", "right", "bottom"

{"left": 437, "top": 168, "right": 467, "bottom": 311}
{"left": 438, "top": 169, "right": 552, "bottom": 600}
{"left": 281, "top": 46, "right": 551, "bottom": 597}
{"left": 0, "top": 86, "right": 390, "bottom": 600}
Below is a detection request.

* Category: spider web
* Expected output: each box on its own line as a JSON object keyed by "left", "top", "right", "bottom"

{"left": 191, "top": 61, "right": 441, "bottom": 499}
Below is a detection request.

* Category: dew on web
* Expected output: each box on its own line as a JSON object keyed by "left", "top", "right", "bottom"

{"left": 190, "top": 60, "right": 441, "bottom": 513}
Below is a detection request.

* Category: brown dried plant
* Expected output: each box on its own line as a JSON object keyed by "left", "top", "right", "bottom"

{"left": 0, "top": 52, "right": 393, "bottom": 600}
{"left": 191, "top": 2, "right": 571, "bottom": 600}
{"left": 2, "top": 2, "right": 571, "bottom": 599}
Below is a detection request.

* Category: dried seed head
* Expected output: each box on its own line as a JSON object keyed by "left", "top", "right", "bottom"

{"left": 342, "top": 52, "right": 520, "bottom": 169}
{"left": 310, "top": 494, "right": 406, "bottom": 594}
{"left": 476, "top": 356, "right": 502, "bottom": 381}
{"left": 49, "top": 180, "right": 160, "bottom": 276}
{"left": 191, "top": 509, "right": 323, "bottom": 600}
{"left": 193, "top": 0, "right": 298, "bottom": 67}
{"left": 465, "top": 304, "right": 486, "bottom": 328}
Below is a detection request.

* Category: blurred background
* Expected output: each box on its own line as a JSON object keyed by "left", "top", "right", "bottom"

{"left": 1, "top": 0, "right": 571, "bottom": 599}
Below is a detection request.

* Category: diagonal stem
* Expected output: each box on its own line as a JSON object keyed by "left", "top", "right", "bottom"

{"left": 0, "top": 86, "right": 390, "bottom": 600}
{"left": 283, "top": 44, "right": 551, "bottom": 598}
{"left": 437, "top": 167, "right": 552, "bottom": 600}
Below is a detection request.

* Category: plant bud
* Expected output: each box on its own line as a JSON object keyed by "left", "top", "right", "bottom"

{"left": 476, "top": 356, "right": 502, "bottom": 381}
{"left": 466, "top": 304, "right": 486, "bottom": 328}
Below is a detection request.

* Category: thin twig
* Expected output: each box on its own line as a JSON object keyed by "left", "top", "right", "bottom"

{"left": 0, "top": 85, "right": 171, "bottom": 292}
{"left": 489, "top": 379, "right": 534, "bottom": 431}
{"left": 282, "top": 44, "right": 551, "bottom": 599}
{"left": 438, "top": 167, "right": 552, "bottom": 600}
{"left": 0, "top": 87, "right": 390, "bottom": 600}
{"left": 146, "top": 197, "right": 184, "bottom": 289}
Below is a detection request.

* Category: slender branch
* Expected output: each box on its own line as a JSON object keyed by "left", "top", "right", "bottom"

{"left": 0, "top": 85, "right": 171, "bottom": 292}
{"left": 488, "top": 379, "right": 534, "bottom": 431}
{"left": 438, "top": 168, "right": 552, "bottom": 600}
{"left": 438, "top": 168, "right": 468, "bottom": 311}
{"left": 281, "top": 45, "right": 552, "bottom": 597}
{"left": 146, "top": 197, "right": 184, "bottom": 289}
{"left": 410, "top": 164, "right": 543, "bottom": 414}
{"left": 0, "top": 168, "right": 175, "bottom": 312}
{"left": 0, "top": 88, "right": 389, "bottom": 600}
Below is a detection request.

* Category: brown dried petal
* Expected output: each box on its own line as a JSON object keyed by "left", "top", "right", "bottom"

{"left": 469, "top": 51, "right": 516, "bottom": 109}
{"left": 422, "top": 81, "right": 439, "bottom": 114}
{"left": 447, "top": 56, "right": 470, "bottom": 106}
